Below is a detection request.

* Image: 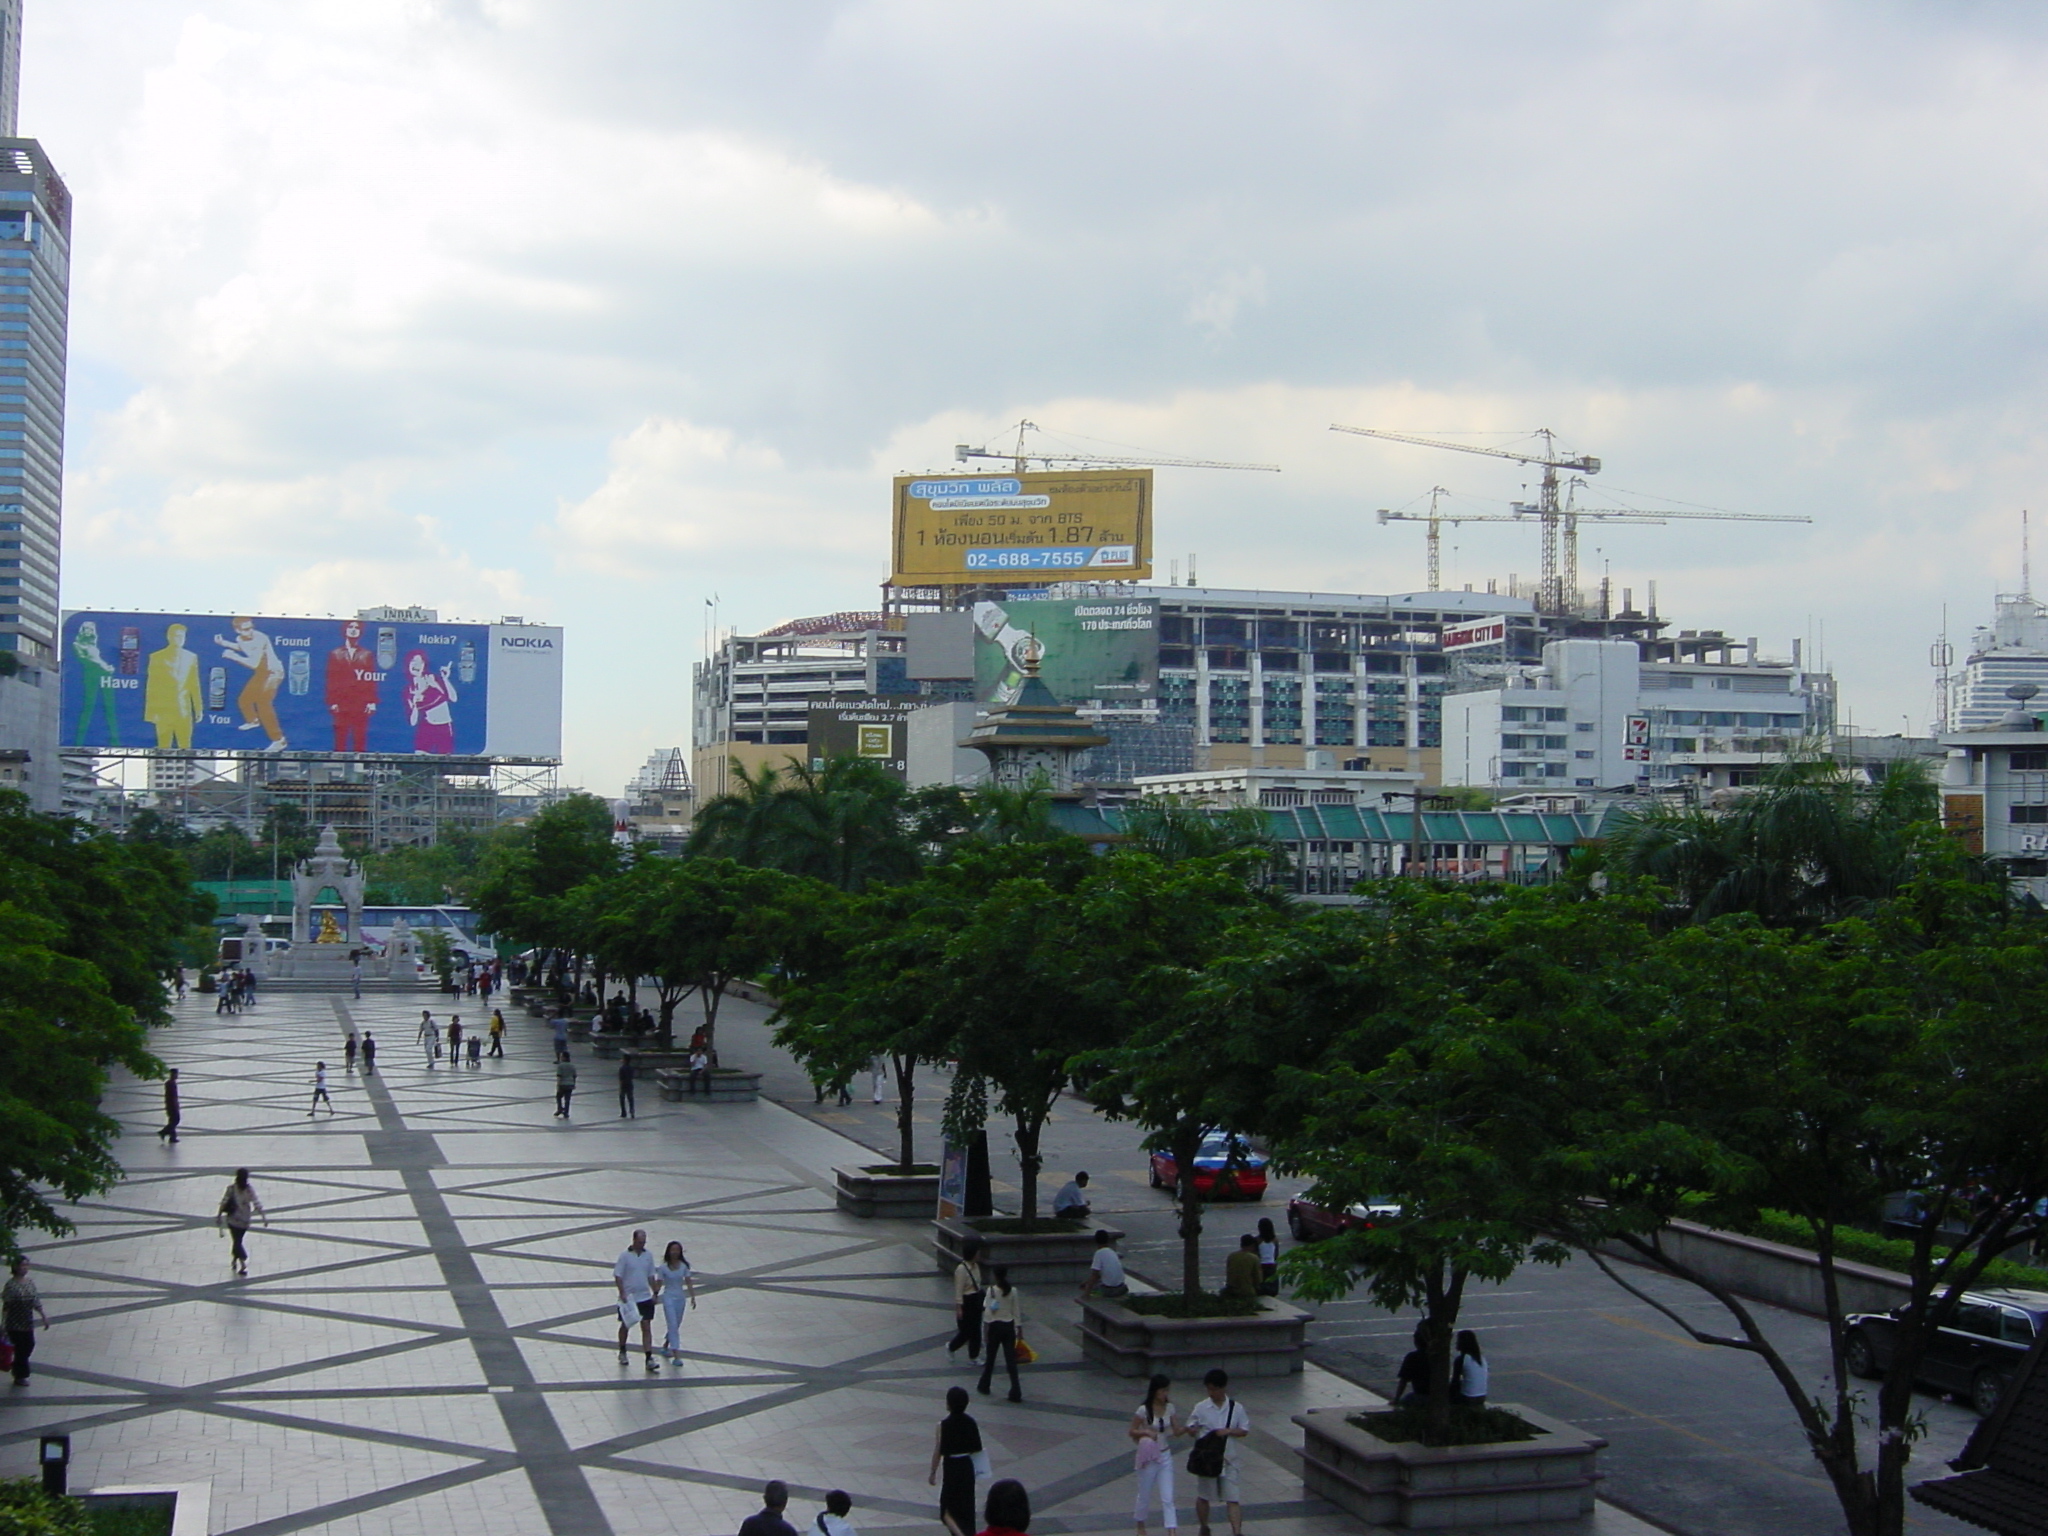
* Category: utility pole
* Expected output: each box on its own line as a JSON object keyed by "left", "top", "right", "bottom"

{"left": 1382, "top": 789, "right": 1457, "bottom": 877}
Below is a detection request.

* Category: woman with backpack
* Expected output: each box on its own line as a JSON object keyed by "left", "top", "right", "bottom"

{"left": 217, "top": 1168, "right": 267, "bottom": 1275}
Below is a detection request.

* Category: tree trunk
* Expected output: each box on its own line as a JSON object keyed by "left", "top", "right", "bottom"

{"left": 1015, "top": 1111, "right": 1044, "bottom": 1222}
{"left": 701, "top": 975, "right": 727, "bottom": 1056}
{"left": 1421, "top": 1263, "right": 1469, "bottom": 1444}
{"left": 893, "top": 1053, "right": 917, "bottom": 1173}
{"left": 1174, "top": 1122, "right": 1205, "bottom": 1301}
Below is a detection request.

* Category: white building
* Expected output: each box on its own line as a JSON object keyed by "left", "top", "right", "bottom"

{"left": 1941, "top": 693, "right": 2048, "bottom": 902}
{"left": 1952, "top": 594, "right": 2048, "bottom": 731}
{"left": 1132, "top": 755, "right": 1422, "bottom": 811}
{"left": 1442, "top": 637, "right": 1835, "bottom": 792}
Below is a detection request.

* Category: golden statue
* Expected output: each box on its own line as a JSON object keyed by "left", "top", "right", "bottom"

{"left": 315, "top": 911, "right": 345, "bottom": 944}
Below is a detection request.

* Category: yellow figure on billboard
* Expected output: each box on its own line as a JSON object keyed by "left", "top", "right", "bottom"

{"left": 143, "top": 623, "right": 204, "bottom": 750}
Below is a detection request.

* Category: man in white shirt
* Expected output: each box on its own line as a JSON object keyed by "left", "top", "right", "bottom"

{"left": 1051, "top": 1170, "right": 1091, "bottom": 1220}
{"left": 1080, "top": 1229, "right": 1128, "bottom": 1299}
{"left": 613, "top": 1229, "right": 660, "bottom": 1372}
{"left": 1186, "top": 1368, "right": 1251, "bottom": 1536}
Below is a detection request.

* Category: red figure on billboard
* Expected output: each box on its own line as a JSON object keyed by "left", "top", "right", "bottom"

{"left": 325, "top": 620, "right": 380, "bottom": 752}
{"left": 403, "top": 650, "right": 459, "bottom": 754}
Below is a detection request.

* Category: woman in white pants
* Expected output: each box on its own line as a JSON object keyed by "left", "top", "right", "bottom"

{"left": 656, "top": 1241, "right": 697, "bottom": 1364}
{"left": 1130, "top": 1372, "right": 1181, "bottom": 1534}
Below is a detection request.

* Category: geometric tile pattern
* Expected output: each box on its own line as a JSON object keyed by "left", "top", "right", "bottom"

{"left": 0, "top": 988, "right": 1524, "bottom": 1536}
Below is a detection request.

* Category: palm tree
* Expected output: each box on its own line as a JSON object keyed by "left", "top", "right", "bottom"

{"left": 1117, "top": 796, "right": 1285, "bottom": 868}
{"left": 1604, "top": 757, "right": 1971, "bottom": 927}
{"left": 685, "top": 759, "right": 794, "bottom": 868}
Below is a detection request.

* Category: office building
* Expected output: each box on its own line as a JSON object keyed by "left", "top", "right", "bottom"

{"left": 1941, "top": 692, "right": 2048, "bottom": 903}
{"left": 0, "top": 3, "right": 67, "bottom": 811}
{"left": 1441, "top": 636, "right": 1836, "bottom": 792}
{"left": 1951, "top": 593, "right": 2048, "bottom": 731}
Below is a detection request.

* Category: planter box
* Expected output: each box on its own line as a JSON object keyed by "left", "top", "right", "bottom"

{"left": 1080, "top": 1292, "right": 1309, "bottom": 1378}
{"left": 82, "top": 1484, "right": 211, "bottom": 1536}
{"left": 1294, "top": 1404, "right": 1606, "bottom": 1529}
{"left": 653, "top": 1068, "right": 760, "bottom": 1103}
{"left": 933, "top": 1214, "right": 1119, "bottom": 1289}
{"left": 836, "top": 1164, "right": 942, "bottom": 1219}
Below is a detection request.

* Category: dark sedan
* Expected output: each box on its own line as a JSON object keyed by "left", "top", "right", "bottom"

{"left": 1286, "top": 1193, "right": 1403, "bottom": 1242}
{"left": 1843, "top": 1287, "right": 2048, "bottom": 1416}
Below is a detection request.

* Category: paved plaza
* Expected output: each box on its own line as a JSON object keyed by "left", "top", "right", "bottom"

{"left": 0, "top": 988, "right": 1661, "bottom": 1536}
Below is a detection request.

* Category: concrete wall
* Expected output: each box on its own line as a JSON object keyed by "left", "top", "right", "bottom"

{"left": 1599, "top": 1218, "right": 1911, "bottom": 1320}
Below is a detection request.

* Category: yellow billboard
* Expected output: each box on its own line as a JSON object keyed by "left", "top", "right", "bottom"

{"left": 890, "top": 468, "right": 1153, "bottom": 585}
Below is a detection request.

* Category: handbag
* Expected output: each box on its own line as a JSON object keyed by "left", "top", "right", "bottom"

{"left": 1186, "top": 1399, "right": 1236, "bottom": 1478}
{"left": 0, "top": 1337, "right": 13, "bottom": 1371}
{"left": 1013, "top": 1335, "right": 1037, "bottom": 1365}
{"left": 969, "top": 1449, "right": 992, "bottom": 1480}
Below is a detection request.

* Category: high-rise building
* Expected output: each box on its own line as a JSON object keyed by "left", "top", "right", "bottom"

{"left": 1952, "top": 594, "right": 2048, "bottom": 732}
{"left": 0, "top": 3, "right": 68, "bottom": 811}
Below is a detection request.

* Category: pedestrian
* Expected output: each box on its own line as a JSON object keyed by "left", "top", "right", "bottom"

{"left": 1453, "top": 1329, "right": 1488, "bottom": 1406}
{"left": 310, "top": 1061, "right": 334, "bottom": 1116}
{"left": 1186, "top": 1369, "right": 1248, "bottom": 1536}
{"left": 1393, "top": 1322, "right": 1429, "bottom": 1405}
{"left": 217, "top": 1168, "right": 267, "bottom": 1276}
{"left": 977, "top": 1267, "right": 1024, "bottom": 1402}
{"left": 1052, "top": 1171, "right": 1091, "bottom": 1220}
{"left": 657, "top": 1239, "right": 697, "bottom": 1364}
{"left": 738, "top": 1481, "right": 798, "bottom": 1536}
{"left": 158, "top": 1068, "right": 181, "bottom": 1143}
{"left": 555, "top": 1057, "right": 578, "bottom": 1118}
{"left": 360, "top": 1032, "right": 377, "bottom": 1073}
{"left": 687, "top": 1044, "right": 712, "bottom": 1095}
{"left": 946, "top": 1236, "right": 986, "bottom": 1361}
{"left": 447, "top": 1015, "right": 463, "bottom": 1061}
{"left": 928, "top": 1385, "right": 984, "bottom": 1536}
{"left": 488, "top": 1009, "right": 505, "bottom": 1057}
{"left": 618, "top": 1053, "right": 637, "bottom": 1118}
{"left": 1222, "top": 1234, "right": 1261, "bottom": 1300}
{"left": 417, "top": 1009, "right": 436, "bottom": 1046}
{"left": 424, "top": 1024, "right": 439, "bottom": 1068}
{"left": 869, "top": 1054, "right": 887, "bottom": 1105}
{"left": 3, "top": 1255, "right": 50, "bottom": 1384}
{"left": 351, "top": 956, "right": 362, "bottom": 999}
{"left": 812, "top": 1489, "right": 856, "bottom": 1536}
{"left": 173, "top": 967, "right": 186, "bottom": 1001}
{"left": 344, "top": 1030, "right": 358, "bottom": 1071}
{"left": 980, "top": 1480, "right": 1031, "bottom": 1536}
{"left": 551, "top": 1014, "right": 569, "bottom": 1061}
{"left": 1130, "top": 1373, "right": 1180, "bottom": 1536}
{"left": 1255, "top": 1218, "right": 1279, "bottom": 1296}
{"left": 1081, "top": 1230, "right": 1128, "bottom": 1299}
{"left": 613, "top": 1229, "right": 660, "bottom": 1372}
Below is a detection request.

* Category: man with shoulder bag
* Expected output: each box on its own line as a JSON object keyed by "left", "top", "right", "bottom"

{"left": 1186, "top": 1367, "right": 1250, "bottom": 1536}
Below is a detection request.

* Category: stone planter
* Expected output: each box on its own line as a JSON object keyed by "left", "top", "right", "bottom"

{"left": 82, "top": 1484, "right": 211, "bottom": 1536}
{"left": 1080, "top": 1292, "right": 1309, "bottom": 1378}
{"left": 932, "top": 1214, "right": 1119, "bottom": 1289}
{"left": 1293, "top": 1404, "right": 1606, "bottom": 1529}
{"left": 653, "top": 1068, "right": 760, "bottom": 1103}
{"left": 836, "top": 1164, "right": 942, "bottom": 1219}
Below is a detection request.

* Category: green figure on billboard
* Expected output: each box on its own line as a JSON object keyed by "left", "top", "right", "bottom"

{"left": 72, "top": 620, "right": 120, "bottom": 746}
{"left": 216, "top": 617, "right": 287, "bottom": 752}
{"left": 143, "top": 623, "right": 204, "bottom": 750}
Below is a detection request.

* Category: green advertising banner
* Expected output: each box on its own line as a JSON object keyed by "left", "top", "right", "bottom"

{"left": 972, "top": 597, "right": 1158, "bottom": 706}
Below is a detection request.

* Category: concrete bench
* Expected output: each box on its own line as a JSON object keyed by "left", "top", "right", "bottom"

{"left": 654, "top": 1068, "right": 760, "bottom": 1103}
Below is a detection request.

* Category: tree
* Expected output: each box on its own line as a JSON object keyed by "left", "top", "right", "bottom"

{"left": 773, "top": 879, "right": 959, "bottom": 1171}
{"left": 925, "top": 838, "right": 1120, "bottom": 1221}
{"left": 685, "top": 758, "right": 797, "bottom": 868}
{"left": 1602, "top": 757, "right": 1971, "bottom": 927}
{"left": 1115, "top": 797, "right": 1283, "bottom": 868}
{"left": 470, "top": 793, "right": 621, "bottom": 966}
{"left": 1072, "top": 849, "right": 1291, "bottom": 1301}
{"left": 362, "top": 828, "right": 499, "bottom": 905}
{"left": 1559, "top": 877, "right": 2048, "bottom": 1536}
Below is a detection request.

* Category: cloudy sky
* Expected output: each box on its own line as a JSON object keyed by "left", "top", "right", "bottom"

{"left": 30, "top": 1, "right": 2048, "bottom": 791}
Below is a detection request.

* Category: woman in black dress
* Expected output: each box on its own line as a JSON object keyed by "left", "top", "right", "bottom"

{"left": 927, "top": 1385, "right": 982, "bottom": 1536}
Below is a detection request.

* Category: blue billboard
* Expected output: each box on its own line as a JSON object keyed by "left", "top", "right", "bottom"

{"left": 61, "top": 611, "right": 495, "bottom": 757}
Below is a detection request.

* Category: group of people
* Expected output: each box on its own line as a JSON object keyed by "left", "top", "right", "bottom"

{"left": 213, "top": 967, "right": 260, "bottom": 1013}
{"left": 611, "top": 1229, "right": 698, "bottom": 1370}
{"left": 417, "top": 1007, "right": 505, "bottom": 1066}
{"left": 446, "top": 958, "right": 502, "bottom": 1000}
{"left": 1394, "top": 1325, "right": 1490, "bottom": 1407}
{"left": 944, "top": 1236, "right": 1029, "bottom": 1402}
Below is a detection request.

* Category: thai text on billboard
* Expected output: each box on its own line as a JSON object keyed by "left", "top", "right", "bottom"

{"left": 807, "top": 701, "right": 915, "bottom": 781}
{"left": 973, "top": 596, "right": 1158, "bottom": 706}
{"left": 59, "top": 610, "right": 563, "bottom": 760}
{"left": 1442, "top": 616, "right": 1509, "bottom": 651}
{"left": 890, "top": 468, "right": 1154, "bottom": 584}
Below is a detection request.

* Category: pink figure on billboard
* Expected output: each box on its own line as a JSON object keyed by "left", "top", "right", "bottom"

{"left": 325, "top": 620, "right": 380, "bottom": 752}
{"left": 402, "top": 649, "right": 458, "bottom": 754}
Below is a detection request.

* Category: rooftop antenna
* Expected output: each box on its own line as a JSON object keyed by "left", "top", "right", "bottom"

{"left": 2026, "top": 509, "right": 2034, "bottom": 599}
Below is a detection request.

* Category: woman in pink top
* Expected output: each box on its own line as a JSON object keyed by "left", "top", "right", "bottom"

{"left": 402, "top": 650, "right": 458, "bottom": 753}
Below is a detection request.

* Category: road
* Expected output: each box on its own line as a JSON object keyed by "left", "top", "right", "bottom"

{"left": 718, "top": 995, "right": 1985, "bottom": 1536}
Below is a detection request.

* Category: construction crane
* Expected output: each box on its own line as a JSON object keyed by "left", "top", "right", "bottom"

{"left": 956, "top": 419, "right": 1281, "bottom": 475}
{"left": 1333, "top": 425, "right": 1597, "bottom": 612}
{"left": 1334, "top": 425, "right": 1810, "bottom": 612}
{"left": 1377, "top": 492, "right": 1666, "bottom": 592}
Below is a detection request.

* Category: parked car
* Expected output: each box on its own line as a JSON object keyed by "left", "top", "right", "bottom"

{"left": 1286, "top": 1193, "right": 1403, "bottom": 1242}
{"left": 1842, "top": 1287, "right": 2048, "bottom": 1416}
{"left": 1149, "top": 1133, "right": 1268, "bottom": 1201}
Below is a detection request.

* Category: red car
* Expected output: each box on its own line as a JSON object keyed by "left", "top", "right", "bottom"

{"left": 1286, "top": 1193, "right": 1402, "bottom": 1242}
{"left": 1149, "top": 1133, "right": 1268, "bottom": 1201}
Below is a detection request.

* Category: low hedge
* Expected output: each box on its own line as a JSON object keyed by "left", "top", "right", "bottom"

{"left": 1350, "top": 1405, "right": 1544, "bottom": 1447}
{"left": 1696, "top": 1205, "right": 2048, "bottom": 1290}
{"left": 1124, "top": 1292, "right": 1264, "bottom": 1319}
